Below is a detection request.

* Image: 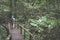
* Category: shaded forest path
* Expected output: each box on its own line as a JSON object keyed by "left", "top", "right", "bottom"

{"left": 6, "top": 22, "right": 23, "bottom": 40}
{"left": 5, "top": 22, "right": 33, "bottom": 40}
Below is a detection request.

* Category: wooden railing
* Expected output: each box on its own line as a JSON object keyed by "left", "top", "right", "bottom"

{"left": 6, "top": 22, "right": 33, "bottom": 40}
{"left": 18, "top": 23, "right": 33, "bottom": 40}
{"left": 17, "top": 22, "right": 33, "bottom": 40}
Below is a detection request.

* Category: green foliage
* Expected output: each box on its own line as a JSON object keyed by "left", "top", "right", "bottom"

{"left": 29, "top": 16, "right": 60, "bottom": 40}
{"left": 21, "top": 0, "right": 46, "bottom": 9}
{"left": 0, "top": 25, "right": 8, "bottom": 40}
{"left": 0, "top": 0, "right": 60, "bottom": 40}
{"left": 29, "top": 16, "right": 58, "bottom": 33}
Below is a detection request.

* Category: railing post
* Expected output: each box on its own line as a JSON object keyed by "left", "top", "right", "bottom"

{"left": 20, "top": 27, "right": 22, "bottom": 34}
{"left": 29, "top": 35, "right": 32, "bottom": 40}
{"left": 24, "top": 30, "right": 26, "bottom": 39}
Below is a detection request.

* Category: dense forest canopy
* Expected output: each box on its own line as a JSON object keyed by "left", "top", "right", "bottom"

{"left": 0, "top": 0, "right": 60, "bottom": 40}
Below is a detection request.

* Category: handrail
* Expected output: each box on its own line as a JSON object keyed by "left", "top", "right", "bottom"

{"left": 0, "top": 24, "right": 10, "bottom": 40}
{"left": 17, "top": 22, "right": 33, "bottom": 37}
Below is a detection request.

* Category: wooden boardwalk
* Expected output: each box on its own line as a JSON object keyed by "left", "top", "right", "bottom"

{"left": 11, "top": 28, "right": 23, "bottom": 40}
{"left": 6, "top": 22, "right": 23, "bottom": 40}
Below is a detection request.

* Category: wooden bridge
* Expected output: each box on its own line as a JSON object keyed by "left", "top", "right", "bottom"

{"left": 0, "top": 0, "right": 34, "bottom": 40}
{"left": 5, "top": 21, "right": 33, "bottom": 40}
